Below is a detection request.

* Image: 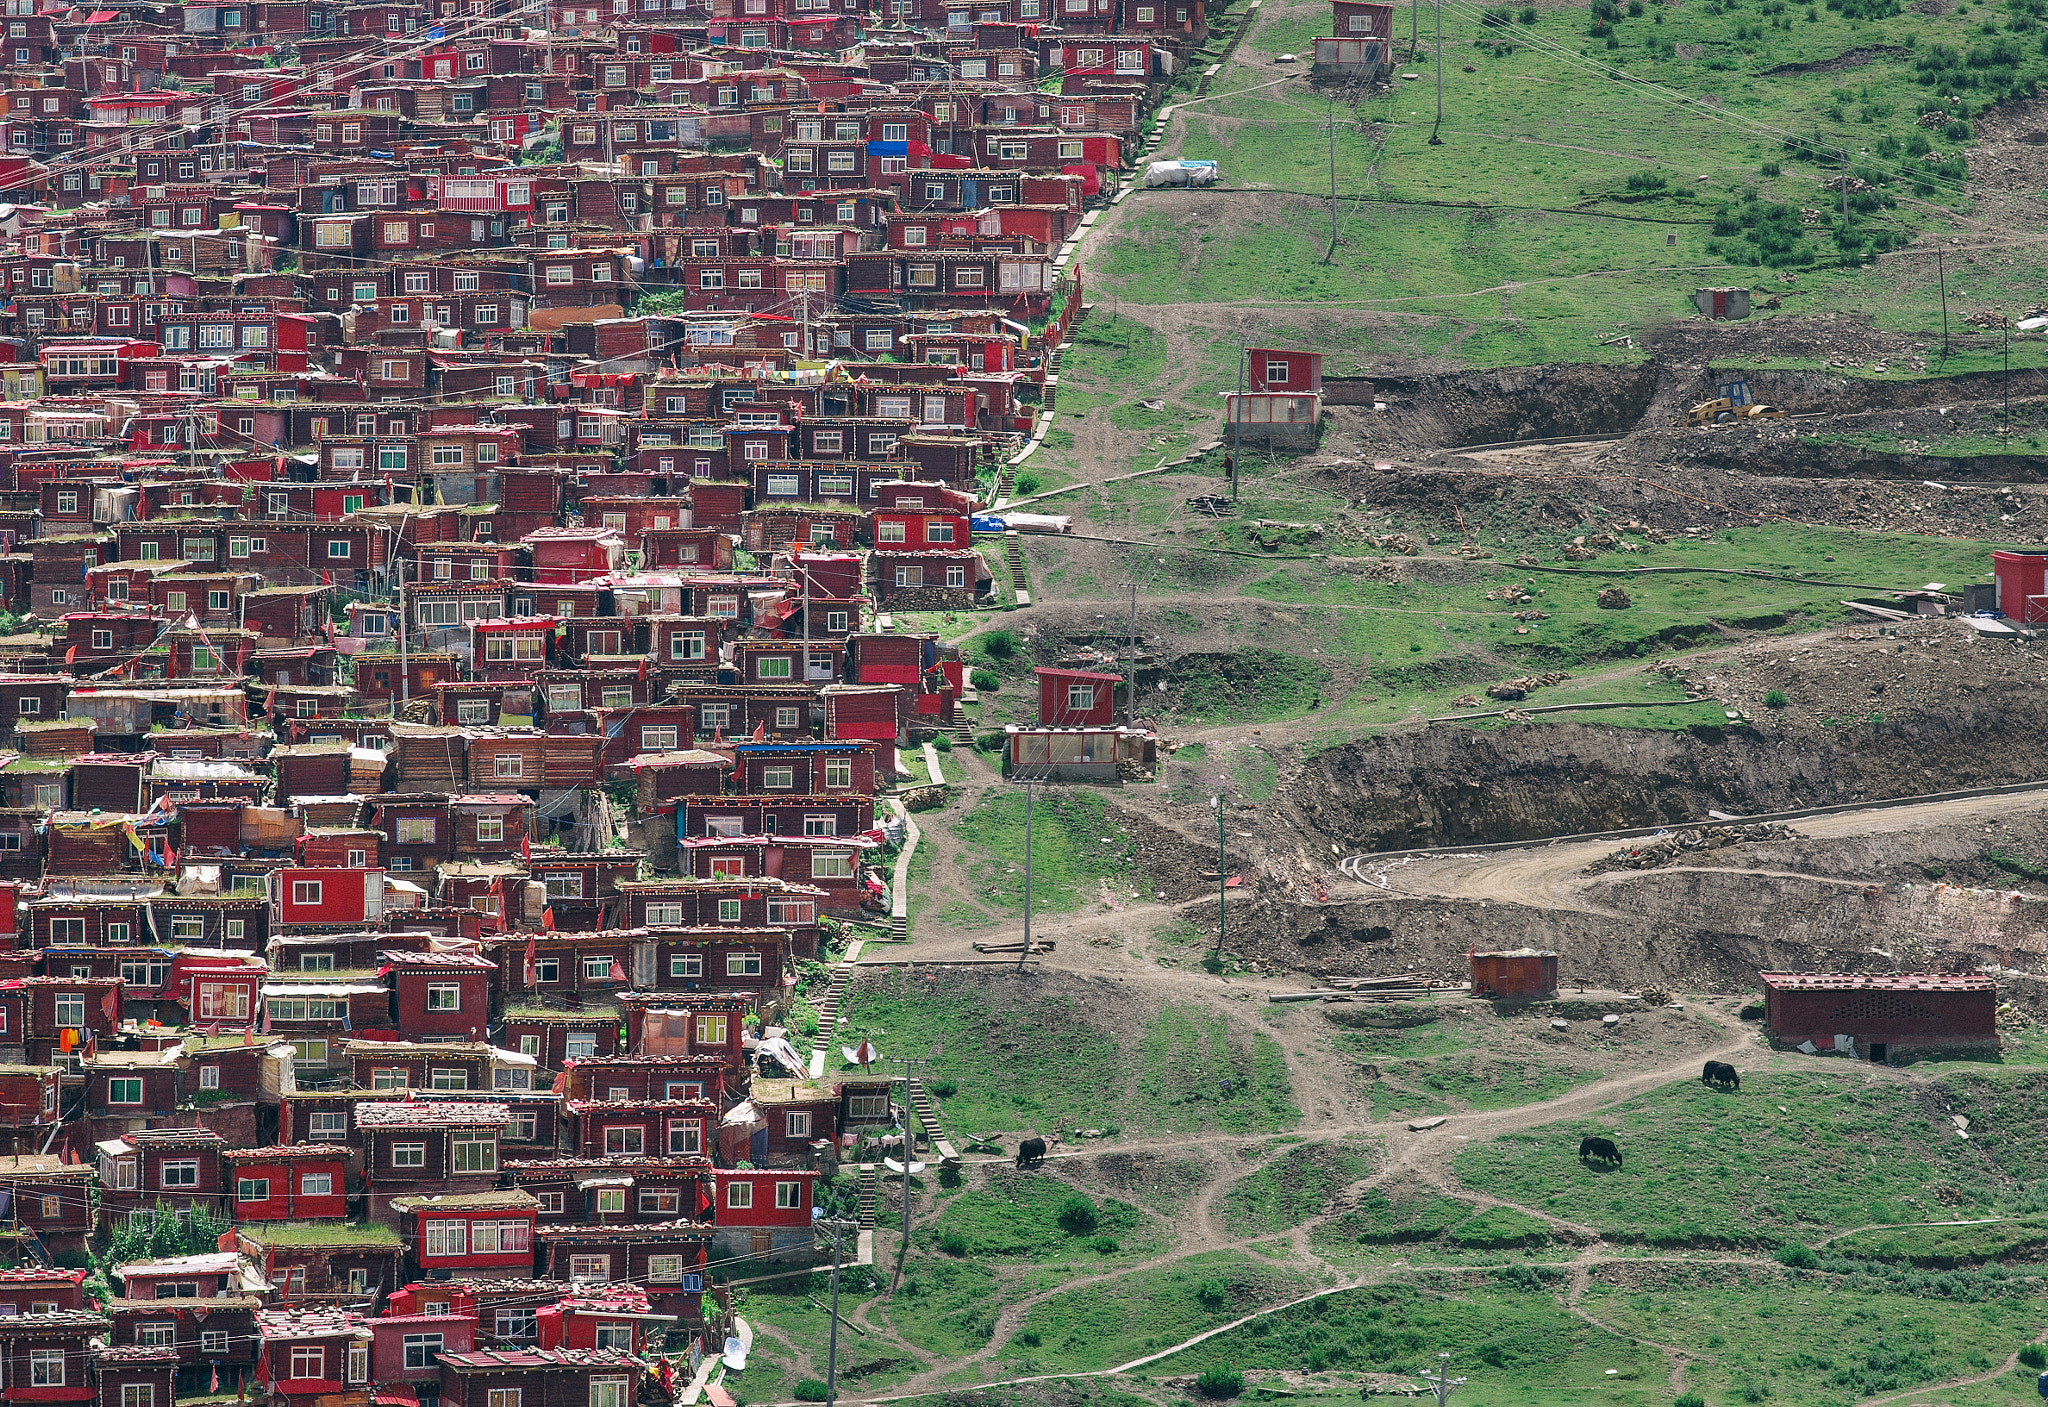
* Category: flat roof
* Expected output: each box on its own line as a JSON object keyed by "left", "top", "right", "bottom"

{"left": 1759, "top": 972, "right": 1995, "bottom": 992}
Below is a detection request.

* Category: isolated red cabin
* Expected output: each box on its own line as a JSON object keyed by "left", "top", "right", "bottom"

{"left": 1246, "top": 346, "right": 1323, "bottom": 394}
{"left": 1469, "top": 948, "right": 1558, "bottom": 1000}
{"left": 1992, "top": 549, "right": 2048, "bottom": 623}
{"left": 1035, "top": 667, "right": 1118, "bottom": 726}
{"left": 1759, "top": 971, "right": 1999, "bottom": 1061}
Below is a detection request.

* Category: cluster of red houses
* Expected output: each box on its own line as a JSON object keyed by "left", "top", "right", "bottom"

{"left": 0, "top": 0, "right": 1258, "bottom": 1377}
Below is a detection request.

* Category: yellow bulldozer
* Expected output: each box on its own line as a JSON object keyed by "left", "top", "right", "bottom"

{"left": 1686, "top": 377, "right": 1787, "bottom": 427}
{"left": 1687, "top": 398, "right": 1787, "bottom": 426}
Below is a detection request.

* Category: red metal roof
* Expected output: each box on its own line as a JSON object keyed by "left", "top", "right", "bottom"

{"left": 1034, "top": 666, "right": 1122, "bottom": 682}
{"left": 1759, "top": 971, "right": 1995, "bottom": 992}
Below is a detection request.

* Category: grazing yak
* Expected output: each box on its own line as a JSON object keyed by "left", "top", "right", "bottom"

{"left": 1579, "top": 1136, "right": 1622, "bottom": 1167}
{"left": 1016, "top": 1137, "right": 1048, "bottom": 1169}
{"left": 1702, "top": 1060, "right": 1740, "bottom": 1091}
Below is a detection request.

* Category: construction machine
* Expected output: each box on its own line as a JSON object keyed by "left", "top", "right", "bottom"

{"left": 1686, "top": 378, "right": 1787, "bottom": 426}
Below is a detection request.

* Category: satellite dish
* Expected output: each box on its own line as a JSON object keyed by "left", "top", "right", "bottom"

{"left": 881, "top": 1157, "right": 925, "bottom": 1175}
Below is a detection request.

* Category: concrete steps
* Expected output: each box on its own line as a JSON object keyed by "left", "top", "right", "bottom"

{"left": 906, "top": 1077, "right": 956, "bottom": 1161}
{"left": 807, "top": 967, "right": 852, "bottom": 1066}
{"left": 856, "top": 1165, "right": 878, "bottom": 1228}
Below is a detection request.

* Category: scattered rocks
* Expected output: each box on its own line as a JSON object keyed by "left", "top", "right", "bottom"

{"left": 1486, "top": 671, "right": 1572, "bottom": 701}
{"left": 1596, "top": 587, "right": 1633, "bottom": 610}
{"left": 1601, "top": 821, "right": 1804, "bottom": 871}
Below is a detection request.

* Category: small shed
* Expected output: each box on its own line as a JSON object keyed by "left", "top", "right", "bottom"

{"left": 1470, "top": 948, "right": 1558, "bottom": 1000}
{"left": 1693, "top": 286, "right": 1752, "bottom": 320}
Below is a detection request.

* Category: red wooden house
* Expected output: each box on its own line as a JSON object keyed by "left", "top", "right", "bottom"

{"left": 1035, "top": 666, "right": 1119, "bottom": 726}
{"left": 96, "top": 1127, "right": 228, "bottom": 1230}
{"left": 365, "top": 1314, "right": 475, "bottom": 1393}
{"left": 381, "top": 951, "right": 497, "bottom": 1043}
{"left": 0, "top": 1312, "right": 110, "bottom": 1407}
{"left": 389, "top": 1191, "right": 540, "bottom": 1281}
{"left": 355, "top": 1103, "right": 511, "bottom": 1226}
{"left": 436, "top": 1348, "right": 643, "bottom": 1407}
{"left": 0, "top": 1266, "right": 86, "bottom": 1315}
{"left": 251, "top": 1308, "right": 371, "bottom": 1407}
{"left": 270, "top": 869, "right": 389, "bottom": 929}
{"left": 519, "top": 528, "right": 625, "bottom": 585}
{"left": 225, "top": 1147, "right": 351, "bottom": 1221}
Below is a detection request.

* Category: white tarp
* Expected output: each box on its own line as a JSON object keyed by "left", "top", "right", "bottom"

{"left": 1145, "top": 160, "right": 1219, "bottom": 188}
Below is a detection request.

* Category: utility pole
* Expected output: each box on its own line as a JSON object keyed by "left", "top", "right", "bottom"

{"left": 1320, "top": 98, "right": 1340, "bottom": 261}
{"left": 397, "top": 563, "right": 410, "bottom": 708}
{"left": 1428, "top": 0, "right": 1444, "bottom": 144}
{"left": 1420, "top": 1354, "right": 1466, "bottom": 1407}
{"left": 1016, "top": 778, "right": 1036, "bottom": 970}
{"left": 1210, "top": 794, "right": 1225, "bottom": 964}
{"left": 1125, "top": 582, "right": 1137, "bottom": 727}
{"left": 1938, "top": 249, "right": 1950, "bottom": 365}
{"left": 1410, "top": 0, "right": 1417, "bottom": 58}
{"left": 817, "top": 1217, "right": 859, "bottom": 1407}
{"left": 2004, "top": 312, "right": 2012, "bottom": 431}
{"left": 889, "top": 1054, "right": 931, "bottom": 1289}
{"left": 1229, "top": 339, "right": 1244, "bottom": 500}
{"left": 799, "top": 548, "right": 812, "bottom": 689}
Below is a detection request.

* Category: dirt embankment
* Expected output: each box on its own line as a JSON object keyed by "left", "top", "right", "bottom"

{"left": 1369, "top": 362, "right": 1660, "bottom": 448}
{"left": 1286, "top": 691, "right": 2048, "bottom": 855}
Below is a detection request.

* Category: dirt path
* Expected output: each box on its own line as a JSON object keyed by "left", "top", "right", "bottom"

{"left": 1325, "top": 785, "right": 2048, "bottom": 914}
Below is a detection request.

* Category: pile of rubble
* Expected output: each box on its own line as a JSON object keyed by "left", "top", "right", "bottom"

{"left": 1560, "top": 531, "right": 1622, "bottom": 561}
{"left": 1452, "top": 672, "right": 1572, "bottom": 708}
{"left": 1598, "top": 587, "right": 1633, "bottom": 610}
{"left": 1604, "top": 821, "right": 1803, "bottom": 870}
{"left": 1964, "top": 310, "right": 2008, "bottom": 330}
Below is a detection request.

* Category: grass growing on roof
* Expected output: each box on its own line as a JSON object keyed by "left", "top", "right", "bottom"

{"left": 1452, "top": 1070, "right": 1995, "bottom": 1245}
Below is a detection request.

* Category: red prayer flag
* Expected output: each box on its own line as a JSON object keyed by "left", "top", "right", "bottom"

{"left": 608, "top": 957, "right": 627, "bottom": 984}
{"left": 101, "top": 988, "right": 116, "bottom": 1025}
{"left": 523, "top": 932, "right": 537, "bottom": 986}
{"left": 64, "top": 645, "right": 75, "bottom": 666}
{"left": 637, "top": 656, "right": 649, "bottom": 683}
{"left": 542, "top": 906, "right": 555, "bottom": 932}
{"left": 521, "top": 834, "right": 531, "bottom": 863}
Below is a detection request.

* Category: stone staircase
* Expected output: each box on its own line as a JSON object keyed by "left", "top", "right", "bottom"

{"left": 856, "top": 1165, "right": 878, "bottom": 1228}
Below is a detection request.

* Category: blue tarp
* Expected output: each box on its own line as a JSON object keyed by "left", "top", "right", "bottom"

{"left": 867, "top": 141, "right": 908, "bottom": 156}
